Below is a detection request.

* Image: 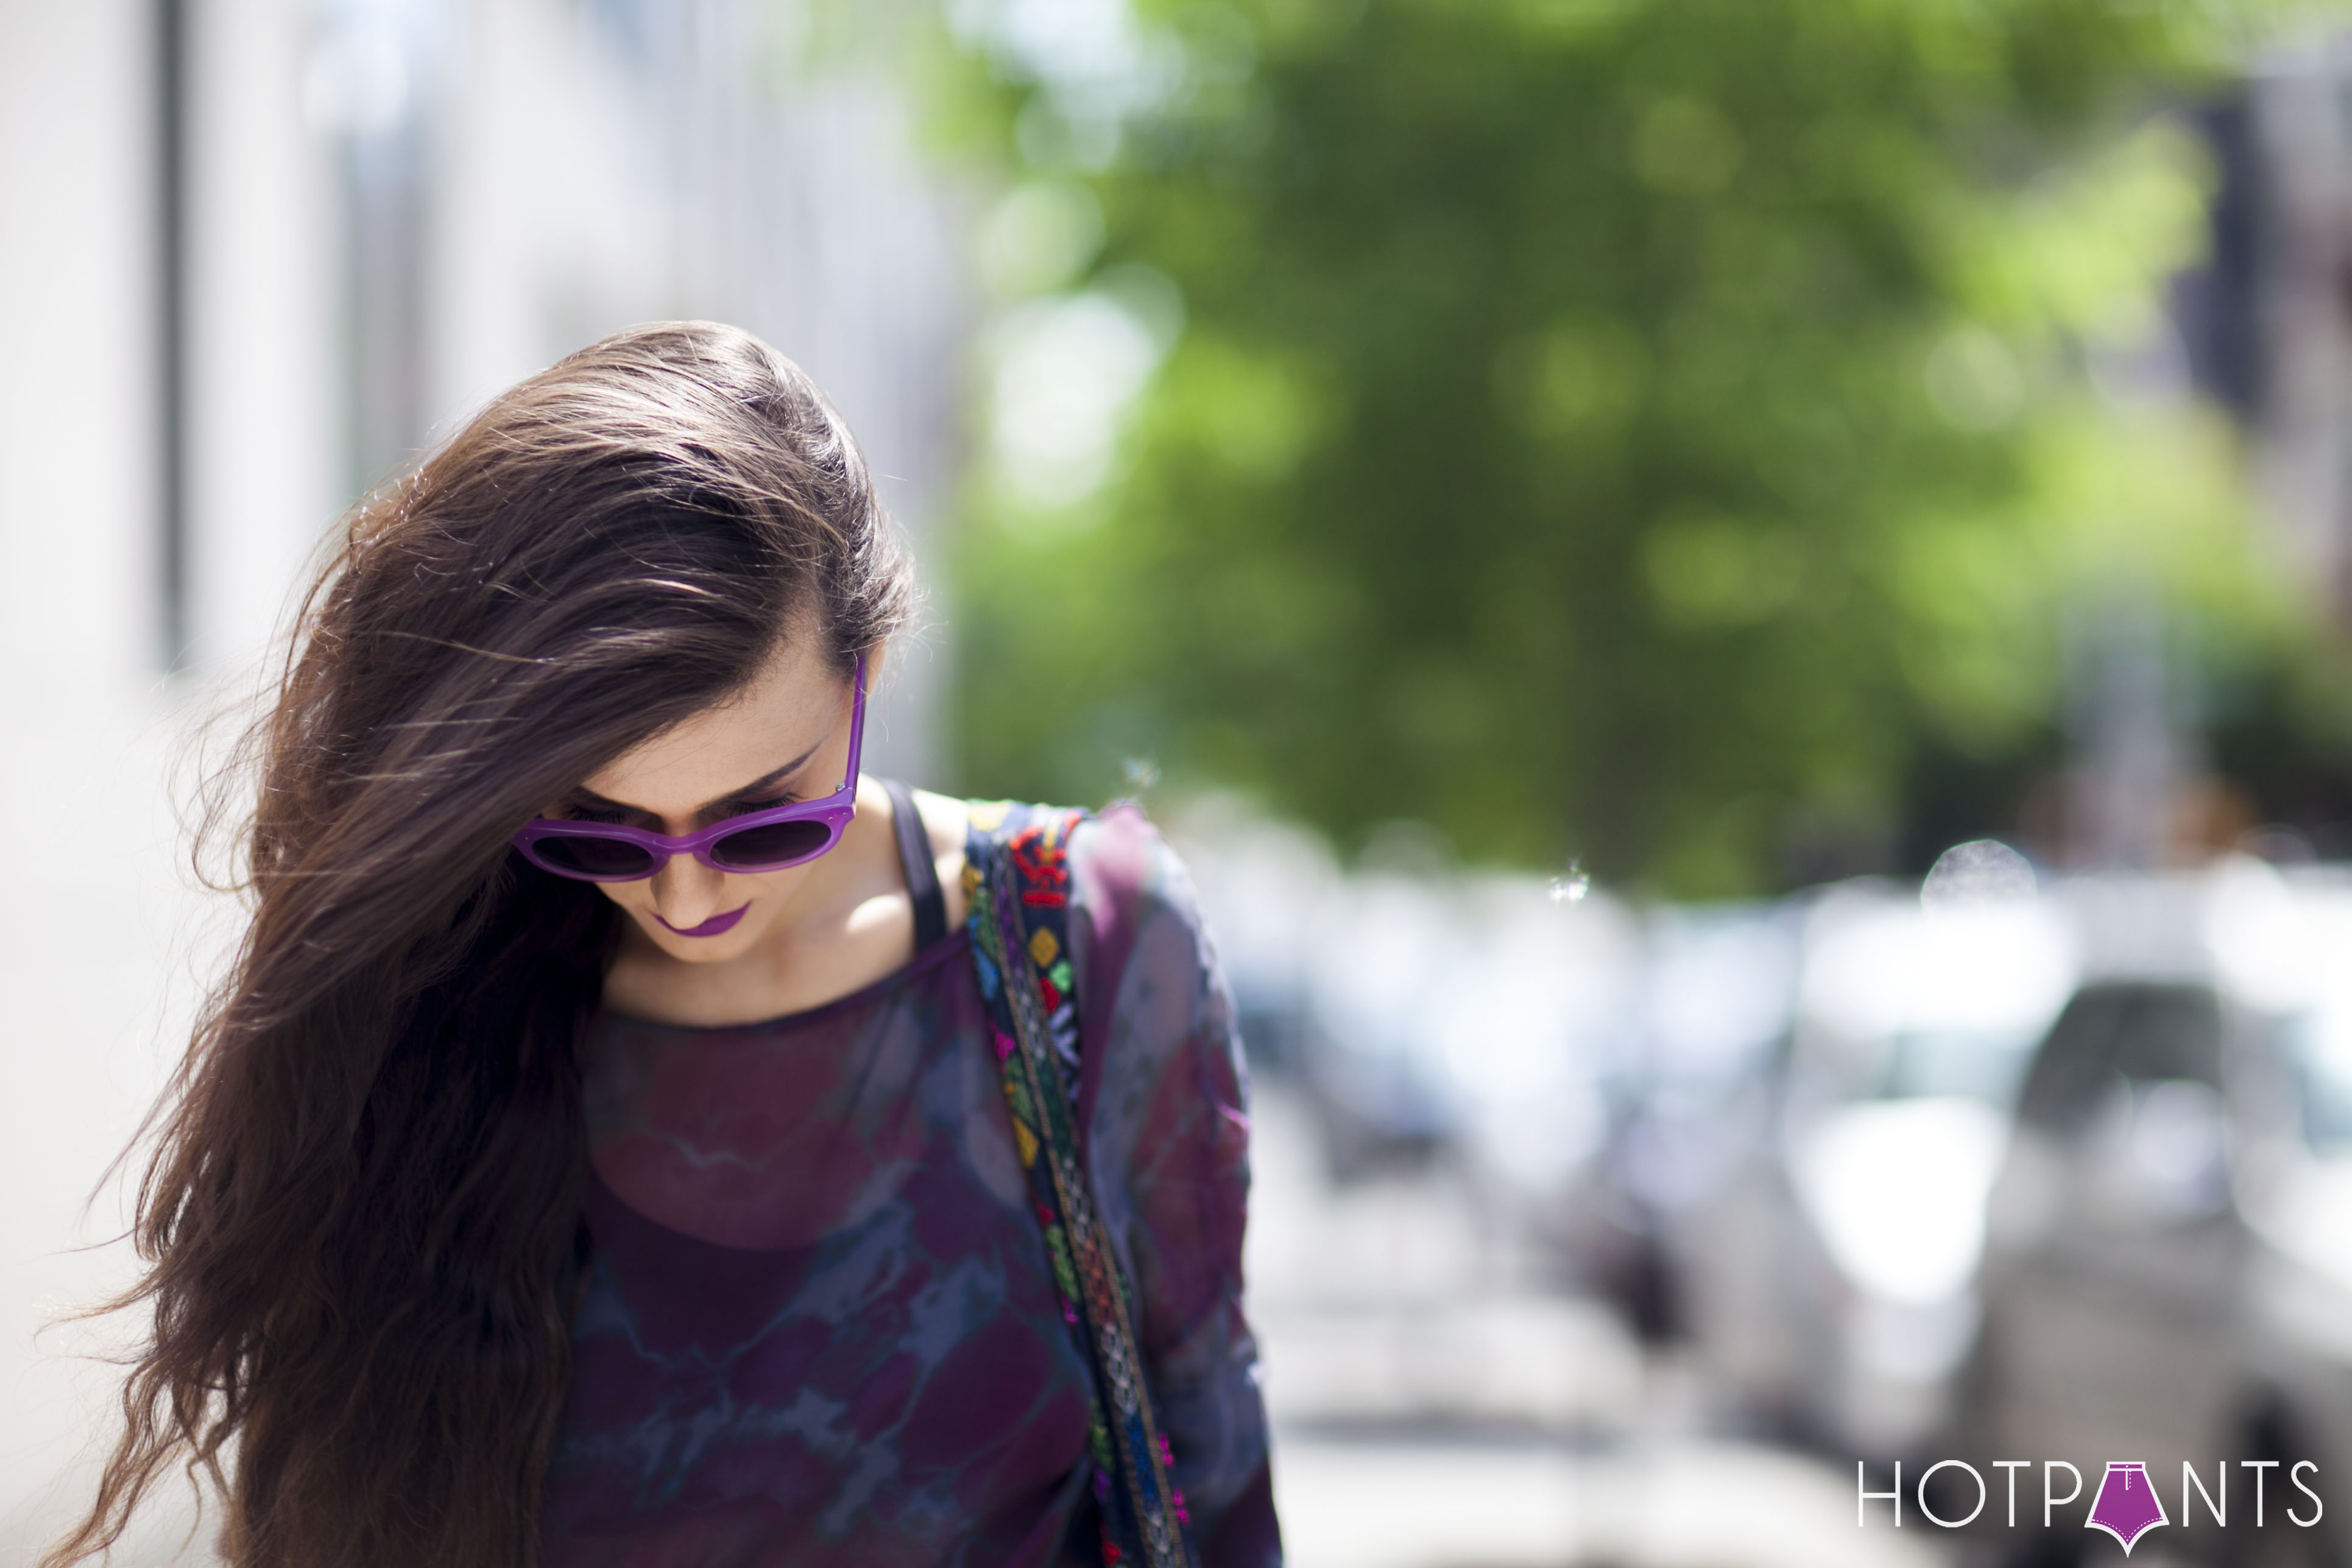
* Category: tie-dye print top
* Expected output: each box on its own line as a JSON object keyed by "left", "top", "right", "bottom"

{"left": 540, "top": 805, "right": 1281, "bottom": 1568}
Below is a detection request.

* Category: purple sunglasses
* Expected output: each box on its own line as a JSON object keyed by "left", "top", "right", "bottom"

{"left": 511, "top": 654, "right": 866, "bottom": 883}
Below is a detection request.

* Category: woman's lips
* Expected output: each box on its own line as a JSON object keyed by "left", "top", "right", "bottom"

{"left": 655, "top": 903, "right": 750, "bottom": 938}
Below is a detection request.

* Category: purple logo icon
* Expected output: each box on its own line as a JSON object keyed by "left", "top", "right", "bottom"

{"left": 2088, "top": 1461, "right": 2169, "bottom": 1555}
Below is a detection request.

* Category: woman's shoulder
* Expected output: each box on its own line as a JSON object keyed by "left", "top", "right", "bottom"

{"left": 960, "top": 798, "right": 1201, "bottom": 930}
{"left": 955, "top": 797, "right": 1214, "bottom": 987}
{"left": 962, "top": 799, "right": 1240, "bottom": 1202}
{"left": 897, "top": 787, "right": 1143, "bottom": 938}
{"left": 1069, "top": 802, "right": 1198, "bottom": 926}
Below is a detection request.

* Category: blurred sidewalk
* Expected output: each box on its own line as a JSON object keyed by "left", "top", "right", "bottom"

{"left": 1246, "top": 1086, "right": 1952, "bottom": 1568}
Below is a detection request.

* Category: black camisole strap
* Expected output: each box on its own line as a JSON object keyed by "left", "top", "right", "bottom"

{"left": 881, "top": 778, "right": 949, "bottom": 953}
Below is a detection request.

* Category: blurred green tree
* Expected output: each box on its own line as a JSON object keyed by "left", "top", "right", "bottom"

{"left": 945, "top": 0, "right": 2293, "bottom": 895}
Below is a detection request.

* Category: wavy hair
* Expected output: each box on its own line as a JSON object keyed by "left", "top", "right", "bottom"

{"left": 48, "top": 322, "right": 915, "bottom": 1568}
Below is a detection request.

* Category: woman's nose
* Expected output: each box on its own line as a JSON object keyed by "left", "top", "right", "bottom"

{"left": 649, "top": 853, "right": 727, "bottom": 920}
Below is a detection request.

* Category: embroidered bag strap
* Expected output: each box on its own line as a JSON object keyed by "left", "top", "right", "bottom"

{"left": 963, "top": 802, "right": 1196, "bottom": 1568}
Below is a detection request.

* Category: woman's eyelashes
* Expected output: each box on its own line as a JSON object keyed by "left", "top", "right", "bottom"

{"left": 720, "top": 789, "right": 800, "bottom": 819}
{"left": 553, "top": 783, "right": 800, "bottom": 828}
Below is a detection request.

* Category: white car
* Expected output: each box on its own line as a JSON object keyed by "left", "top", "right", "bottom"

{"left": 1667, "top": 867, "right": 2075, "bottom": 1455}
{"left": 1954, "top": 866, "right": 2352, "bottom": 1568}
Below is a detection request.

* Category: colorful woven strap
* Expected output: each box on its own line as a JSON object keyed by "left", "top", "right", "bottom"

{"left": 963, "top": 802, "right": 1195, "bottom": 1568}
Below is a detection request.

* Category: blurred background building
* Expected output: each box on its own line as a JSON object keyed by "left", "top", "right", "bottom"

{"left": 16, "top": 2, "right": 2352, "bottom": 1566}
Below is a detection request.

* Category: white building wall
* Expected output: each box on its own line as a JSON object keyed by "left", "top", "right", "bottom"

{"left": 0, "top": 1, "right": 222, "bottom": 1559}
{"left": 423, "top": 0, "right": 967, "bottom": 783}
{"left": 0, "top": 0, "right": 158, "bottom": 692}
{"left": 189, "top": 0, "right": 343, "bottom": 671}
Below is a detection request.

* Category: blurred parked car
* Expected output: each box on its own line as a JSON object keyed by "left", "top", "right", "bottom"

{"left": 1171, "top": 802, "right": 1630, "bottom": 1190}
{"left": 1570, "top": 901, "right": 1799, "bottom": 1357}
{"left": 1954, "top": 866, "right": 2352, "bottom": 1568}
{"left": 1665, "top": 860, "right": 2077, "bottom": 1455}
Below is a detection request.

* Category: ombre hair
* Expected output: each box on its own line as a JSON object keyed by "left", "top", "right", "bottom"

{"left": 49, "top": 322, "right": 916, "bottom": 1568}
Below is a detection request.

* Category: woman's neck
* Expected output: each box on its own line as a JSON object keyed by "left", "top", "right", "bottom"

{"left": 598, "top": 782, "right": 967, "bottom": 1028}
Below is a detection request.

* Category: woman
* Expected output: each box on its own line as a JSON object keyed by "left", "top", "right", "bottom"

{"left": 50, "top": 323, "right": 1279, "bottom": 1568}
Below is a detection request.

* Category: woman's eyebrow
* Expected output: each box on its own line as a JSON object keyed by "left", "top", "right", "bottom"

{"left": 568, "top": 740, "right": 825, "bottom": 819}
{"left": 697, "top": 743, "right": 824, "bottom": 810}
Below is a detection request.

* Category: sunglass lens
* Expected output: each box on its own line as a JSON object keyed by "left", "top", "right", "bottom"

{"left": 708, "top": 818, "right": 833, "bottom": 871}
{"left": 532, "top": 833, "right": 660, "bottom": 880}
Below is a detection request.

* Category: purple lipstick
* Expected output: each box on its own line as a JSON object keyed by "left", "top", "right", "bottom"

{"left": 656, "top": 903, "right": 750, "bottom": 939}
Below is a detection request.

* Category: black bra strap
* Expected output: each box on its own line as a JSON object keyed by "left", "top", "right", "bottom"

{"left": 881, "top": 778, "right": 949, "bottom": 953}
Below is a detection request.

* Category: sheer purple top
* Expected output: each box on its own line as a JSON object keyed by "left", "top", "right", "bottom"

{"left": 540, "top": 803, "right": 1280, "bottom": 1568}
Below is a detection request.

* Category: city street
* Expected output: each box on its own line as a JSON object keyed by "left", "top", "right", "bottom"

{"left": 9, "top": 2, "right": 2352, "bottom": 1566}
{"left": 1246, "top": 1087, "right": 1952, "bottom": 1568}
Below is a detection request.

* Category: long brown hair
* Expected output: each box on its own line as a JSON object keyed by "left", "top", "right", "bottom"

{"left": 49, "top": 322, "right": 915, "bottom": 1568}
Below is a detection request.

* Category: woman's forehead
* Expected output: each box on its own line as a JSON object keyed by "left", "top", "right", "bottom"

{"left": 580, "top": 640, "right": 837, "bottom": 812}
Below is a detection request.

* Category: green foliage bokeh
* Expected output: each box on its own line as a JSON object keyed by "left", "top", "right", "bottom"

{"left": 947, "top": 0, "right": 2294, "bottom": 895}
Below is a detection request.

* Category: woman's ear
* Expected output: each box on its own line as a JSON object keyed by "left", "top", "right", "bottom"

{"left": 861, "top": 641, "right": 889, "bottom": 690}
